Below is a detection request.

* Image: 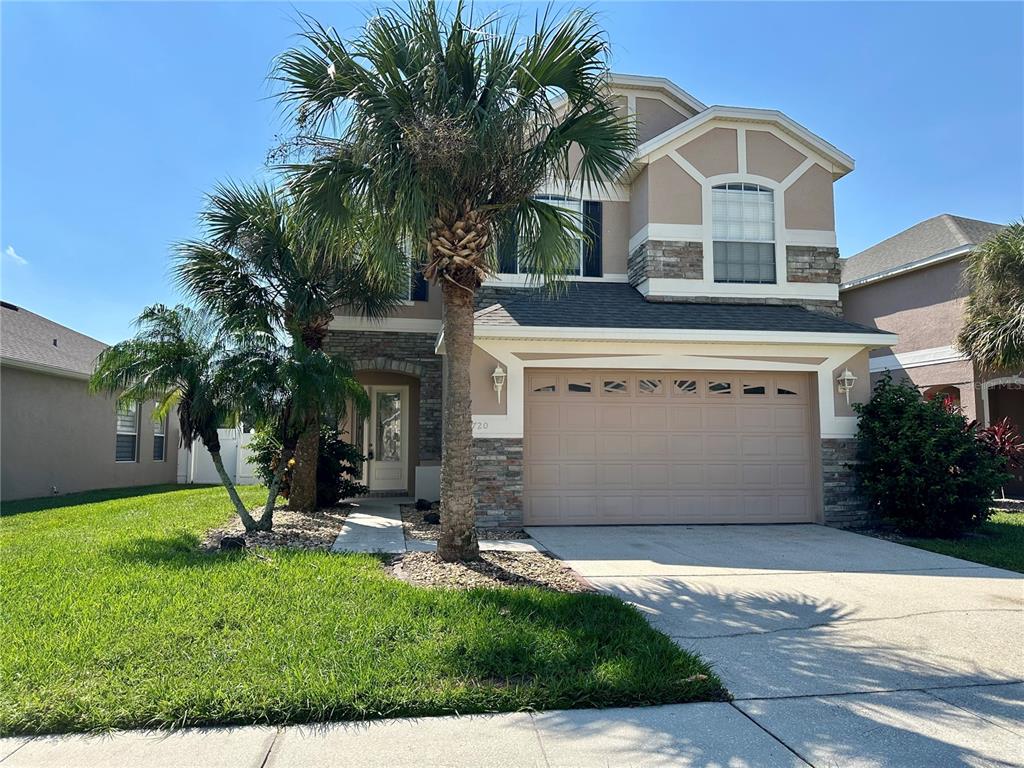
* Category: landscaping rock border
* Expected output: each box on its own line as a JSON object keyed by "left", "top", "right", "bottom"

{"left": 399, "top": 503, "right": 530, "bottom": 541}
{"left": 386, "top": 551, "right": 592, "bottom": 592}
{"left": 203, "top": 505, "right": 351, "bottom": 552}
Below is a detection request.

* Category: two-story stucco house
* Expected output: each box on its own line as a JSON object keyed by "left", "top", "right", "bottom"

{"left": 332, "top": 74, "right": 896, "bottom": 529}
{"left": 841, "top": 214, "right": 1022, "bottom": 496}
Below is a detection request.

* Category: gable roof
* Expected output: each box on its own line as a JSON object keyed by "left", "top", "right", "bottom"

{"left": 607, "top": 72, "right": 707, "bottom": 115}
{"left": 840, "top": 214, "right": 1005, "bottom": 289}
{"left": 634, "top": 105, "right": 855, "bottom": 179}
{"left": 473, "top": 282, "right": 891, "bottom": 343}
{"left": 0, "top": 302, "right": 107, "bottom": 379}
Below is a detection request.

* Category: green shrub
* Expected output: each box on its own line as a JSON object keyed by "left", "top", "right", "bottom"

{"left": 249, "top": 427, "right": 366, "bottom": 508}
{"left": 853, "top": 374, "right": 1009, "bottom": 536}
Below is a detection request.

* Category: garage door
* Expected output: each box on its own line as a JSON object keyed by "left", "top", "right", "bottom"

{"left": 523, "top": 369, "right": 816, "bottom": 525}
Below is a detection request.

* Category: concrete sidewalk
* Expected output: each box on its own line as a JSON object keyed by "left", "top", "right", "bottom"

{"left": 0, "top": 703, "right": 803, "bottom": 767}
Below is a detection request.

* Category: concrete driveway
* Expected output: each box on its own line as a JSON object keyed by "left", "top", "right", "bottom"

{"left": 529, "top": 524, "right": 1024, "bottom": 767}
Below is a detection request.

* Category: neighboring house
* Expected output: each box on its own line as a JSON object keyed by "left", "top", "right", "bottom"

{"left": 1, "top": 302, "right": 179, "bottom": 501}
{"left": 841, "top": 214, "right": 1022, "bottom": 496}
{"left": 333, "top": 73, "right": 896, "bottom": 528}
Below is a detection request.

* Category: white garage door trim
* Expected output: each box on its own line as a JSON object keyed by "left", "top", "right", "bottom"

{"left": 523, "top": 369, "right": 818, "bottom": 525}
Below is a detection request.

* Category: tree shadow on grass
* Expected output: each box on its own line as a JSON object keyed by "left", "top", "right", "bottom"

{"left": 0, "top": 484, "right": 218, "bottom": 518}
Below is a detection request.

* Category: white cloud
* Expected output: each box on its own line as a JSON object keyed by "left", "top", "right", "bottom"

{"left": 4, "top": 246, "right": 27, "bottom": 266}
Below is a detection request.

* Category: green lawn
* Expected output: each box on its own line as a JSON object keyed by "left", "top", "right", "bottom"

{"left": 901, "top": 510, "right": 1024, "bottom": 573}
{"left": 0, "top": 485, "right": 724, "bottom": 735}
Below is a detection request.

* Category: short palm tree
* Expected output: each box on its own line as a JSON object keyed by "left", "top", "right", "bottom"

{"left": 90, "top": 304, "right": 264, "bottom": 530}
{"left": 223, "top": 333, "right": 370, "bottom": 528}
{"left": 174, "top": 182, "right": 404, "bottom": 512}
{"left": 957, "top": 221, "right": 1024, "bottom": 372}
{"left": 277, "top": 1, "right": 634, "bottom": 560}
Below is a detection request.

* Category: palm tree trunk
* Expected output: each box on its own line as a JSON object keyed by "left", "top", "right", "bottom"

{"left": 437, "top": 280, "right": 480, "bottom": 561}
{"left": 257, "top": 447, "right": 294, "bottom": 530}
{"left": 288, "top": 419, "right": 319, "bottom": 512}
{"left": 210, "top": 449, "right": 259, "bottom": 531}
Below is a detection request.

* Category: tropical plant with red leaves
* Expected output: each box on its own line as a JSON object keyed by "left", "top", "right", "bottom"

{"left": 978, "top": 417, "right": 1024, "bottom": 498}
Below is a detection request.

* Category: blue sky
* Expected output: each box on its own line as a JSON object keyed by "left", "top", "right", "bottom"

{"left": 3, "top": 1, "right": 1022, "bottom": 343}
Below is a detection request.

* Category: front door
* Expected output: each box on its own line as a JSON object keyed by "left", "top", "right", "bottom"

{"left": 365, "top": 386, "right": 409, "bottom": 492}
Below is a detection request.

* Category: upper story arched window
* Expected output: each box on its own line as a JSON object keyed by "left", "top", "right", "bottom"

{"left": 711, "top": 182, "right": 776, "bottom": 284}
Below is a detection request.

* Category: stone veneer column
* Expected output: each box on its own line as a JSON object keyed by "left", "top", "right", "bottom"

{"left": 325, "top": 330, "right": 442, "bottom": 463}
{"left": 628, "top": 240, "right": 704, "bottom": 286}
{"left": 821, "top": 437, "right": 872, "bottom": 528}
{"left": 473, "top": 438, "right": 523, "bottom": 527}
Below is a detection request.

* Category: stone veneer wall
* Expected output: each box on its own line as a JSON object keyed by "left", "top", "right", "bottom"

{"left": 325, "top": 330, "right": 442, "bottom": 463}
{"left": 473, "top": 438, "right": 523, "bottom": 527}
{"left": 821, "top": 438, "right": 872, "bottom": 528}
{"left": 628, "top": 240, "right": 704, "bottom": 286}
{"left": 787, "top": 246, "right": 842, "bottom": 285}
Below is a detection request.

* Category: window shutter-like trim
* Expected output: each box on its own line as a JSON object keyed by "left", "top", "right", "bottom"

{"left": 498, "top": 230, "right": 518, "bottom": 274}
{"left": 583, "top": 201, "right": 603, "bottom": 277}
{"left": 411, "top": 267, "right": 428, "bottom": 301}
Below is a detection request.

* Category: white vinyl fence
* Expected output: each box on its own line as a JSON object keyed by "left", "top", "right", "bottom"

{"left": 176, "top": 428, "right": 258, "bottom": 485}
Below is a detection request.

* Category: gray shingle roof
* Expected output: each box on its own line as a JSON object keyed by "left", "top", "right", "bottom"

{"left": 841, "top": 214, "right": 1004, "bottom": 286}
{"left": 0, "top": 302, "right": 107, "bottom": 377}
{"left": 474, "top": 282, "right": 887, "bottom": 335}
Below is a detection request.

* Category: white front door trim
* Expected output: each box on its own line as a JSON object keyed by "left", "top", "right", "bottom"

{"left": 981, "top": 375, "right": 1024, "bottom": 427}
{"left": 364, "top": 385, "right": 410, "bottom": 492}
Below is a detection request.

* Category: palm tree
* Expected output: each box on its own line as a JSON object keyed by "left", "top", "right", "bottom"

{"left": 276, "top": 1, "right": 634, "bottom": 560}
{"left": 957, "top": 221, "right": 1024, "bottom": 372}
{"left": 174, "top": 182, "right": 403, "bottom": 512}
{"left": 223, "top": 332, "right": 370, "bottom": 528}
{"left": 90, "top": 304, "right": 265, "bottom": 530}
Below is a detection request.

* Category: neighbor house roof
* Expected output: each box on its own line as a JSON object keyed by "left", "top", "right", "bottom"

{"left": 0, "top": 302, "right": 107, "bottom": 379}
{"left": 473, "top": 282, "right": 892, "bottom": 342}
{"left": 840, "top": 214, "right": 1005, "bottom": 289}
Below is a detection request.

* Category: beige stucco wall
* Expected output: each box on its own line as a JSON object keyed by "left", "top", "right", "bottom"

{"left": 637, "top": 156, "right": 701, "bottom": 228}
{"left": 784, "top": 164, "right": 835, "bottom": 230}
{"left": 831, "top": 349, "right": 872, "bottom": 418}
{"left": 336, "top": 285, "right": 443, "bottom": 321}
{"left": 629, "top": 166, "right": 650, "bottom": 238}
{"left": 602, "top": 201, "right": 630, "bottom": 274}
{"left": 677, "top": 127, "right": 738, "bottom": 178}
{"left": 875, "top": 360, "right": 980, "bottom": 421}
{"left": 470, "top": 346, "right": 507, "bottom": 416}
{"left": 635, "top": 97, "right": 688, "bottom": 145}
{"left": 746, "top": 130, "right": 807, "bottom": 182}
{"left": 1, "top": 365, "right": 179, "bottom": 501}
{"left": 842, "top": 260, "right": 966, "bottom": 355}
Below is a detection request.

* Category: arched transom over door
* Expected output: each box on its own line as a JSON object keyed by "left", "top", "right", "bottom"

{"left": 523, "top": 369, "right": 817, "bottom": 525}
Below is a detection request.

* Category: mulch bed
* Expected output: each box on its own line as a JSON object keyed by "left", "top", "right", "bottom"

{"left": 399, "top": 503, "right": 530, "bottom": 541}
{"left": 387, "top": 551, "right": 592, "bottom": 592}
{"left": 203, "top": 505, "right": 351, "bottom": 552}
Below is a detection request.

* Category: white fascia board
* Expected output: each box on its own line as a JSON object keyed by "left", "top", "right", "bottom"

{"left": 637, "top": 278, "right": 839, "bottom": 302}
{"left": 634, "top": 106, "right": 854, "bottom": 177}
{"left": 840, "top": 246, "right": 972, "bottom": 291}
{"left": 473, "top": 324, "right": 898, "bottom": 348}
{"left": 869, "top": 345, "right": 968, "bottom": 373}
{"left": 481, "top": 273, "right": 629, "bottom": 288}
{"left": 0, "top": 356, "right": 91, "bottom": 381}
{"left": 608, "top": 73, "right": 707, "bottom": 113}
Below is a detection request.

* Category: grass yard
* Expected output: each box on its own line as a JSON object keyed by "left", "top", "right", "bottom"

{"left": 0, "top": 485, "right": 724, "bottom": 735}
{"left": 901, "top": 510, "right": 1024, "bottom": 573}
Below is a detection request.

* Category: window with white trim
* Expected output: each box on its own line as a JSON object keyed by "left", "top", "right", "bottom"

{"left": 153, "top": 409, "right": 167, "bottom": 462}
{"left": 115, "top": 402, "right": 139, "bottom": 462}
{"left": 711, "top": 182, "right": 776, "bottom": 284}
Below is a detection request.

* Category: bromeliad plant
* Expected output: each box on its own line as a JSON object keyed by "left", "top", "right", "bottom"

{"left": 276, "top": 1, "right": 635, "bottom": 560}
{"left": 977, "top": 417, "right": 1024, "bottom": 499}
